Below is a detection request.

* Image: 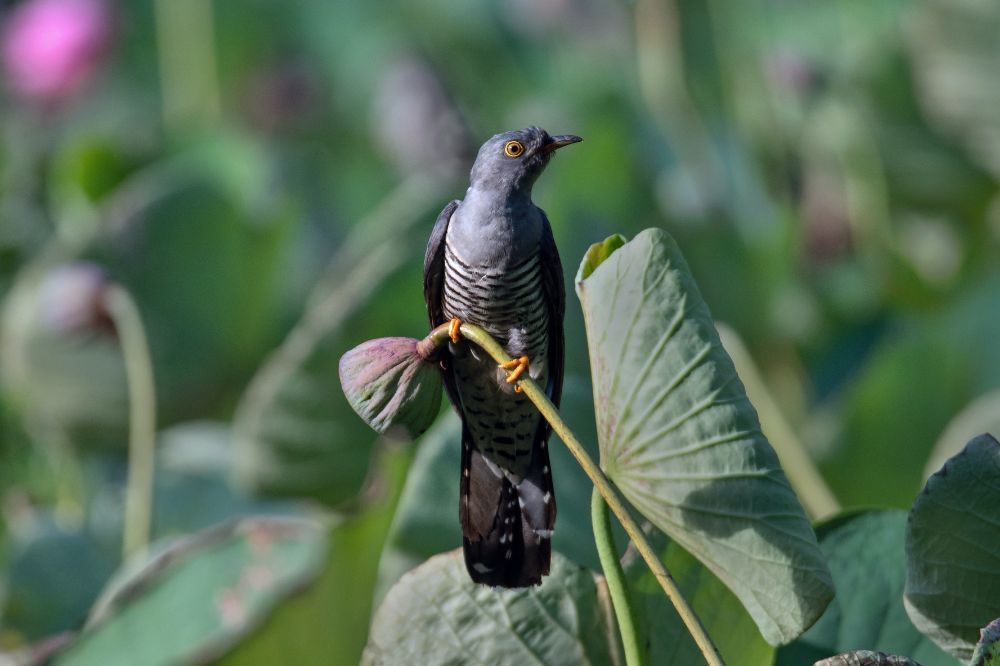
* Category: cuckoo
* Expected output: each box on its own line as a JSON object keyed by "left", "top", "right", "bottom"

{"left": 424, "top": 127, "right": 581, "bottom": 587}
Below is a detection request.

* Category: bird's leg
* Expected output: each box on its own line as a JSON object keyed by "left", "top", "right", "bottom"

{"left": 500, "top": 355, "right": 530, "bottom": 392}
{"left": 449, "top": 318, "right": 462, "bottom": 344}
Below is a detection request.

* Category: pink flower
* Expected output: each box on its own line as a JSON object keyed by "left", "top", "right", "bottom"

{"left": 1, "top": 0, "right": 111, "bottom": 102}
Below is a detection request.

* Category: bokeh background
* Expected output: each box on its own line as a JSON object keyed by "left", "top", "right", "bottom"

{"left": 1, "top": 0, "right": 999, "bottom": 662}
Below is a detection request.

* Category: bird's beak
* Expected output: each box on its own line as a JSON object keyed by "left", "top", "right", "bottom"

{"left": 541, "top": 134, "right": 583, "bottom": 153}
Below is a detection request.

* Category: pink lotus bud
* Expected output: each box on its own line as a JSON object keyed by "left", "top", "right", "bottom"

{"left": 37, "top": 262, "right": 112, "bottom": 334}
{"left": 1, "top": 0, "right": 112, "bottom": 103}
{"left": 339, "top": 337, "right": 443, "bottom": 440}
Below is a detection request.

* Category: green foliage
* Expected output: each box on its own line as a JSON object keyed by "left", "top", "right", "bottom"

{"left": 231, "top": 180, "right": 445, "bottom": 507}
{"left": 2, "top": 0, "right": 999, "bottom": 662}
{"left": 2, "top": 522, "right": 116, "bottom": 642}
{"left": 216, "top": 446, "right": 410, "bottom": 666}
{"left": 363, "top": 549, "right": 621, "bottom": 666}
{"left": 776, "top": 511, "right": 957, "bottom": 666}
{"left": 626, "top": 530, "right": 775, "bottom": 666}
{"left": 905, "top": 435, "right": 1000, "bottom": 661}
{"left": 53, "top": 517, "right": 329, "bottom": 665}
{"left": 576, "top": 229, "right": 833, "bottom": 645}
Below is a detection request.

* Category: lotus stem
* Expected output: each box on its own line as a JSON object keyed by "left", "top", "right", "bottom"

{"left": 105, "top": 285, "right": 157, "bottom": 559}
{"left": 422, "top": 322, "right": 726, "bottom": 666}
{"left": 592, "top": 487, "right": 646, "bottom": 666}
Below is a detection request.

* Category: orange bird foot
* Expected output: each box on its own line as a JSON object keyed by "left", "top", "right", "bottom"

{"left": 500, "top": 355, "right": 530, "bottom": 391}
{"left": 449, "top": 318, "right": 461, "bottom": 344}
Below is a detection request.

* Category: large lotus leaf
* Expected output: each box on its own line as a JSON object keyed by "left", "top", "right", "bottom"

{"left": 363, "top": 549, "right": 621, "bottom": 666}
{"left": 905, "top": 434, "right": 1000, "bottom": 660}
{"left": 575, "top": 228, "right": 833, "bottom": 645}
{"left": 217, "top": 445, "right": 410, "bottom": 666}
{"left": 625, "top": 529, "right": 774, "bottom": 666}
{"left": 54, "top": 517, "right": 327, "bottom": 665}
{"left": 776, "top": 511, "right": 958, "bottom": 666}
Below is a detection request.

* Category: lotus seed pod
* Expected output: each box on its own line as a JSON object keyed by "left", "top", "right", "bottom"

{"left": 37, "top": 261, "right": 112, "bottom": 334}
{"left": 813, "top": 652, "right": 921, "bottom": 666}
{"left": 972, "top": 618, "right": 1000, "bottom": 666}
{"left": 339, "top": 337, "right": 442, "bottom": 439}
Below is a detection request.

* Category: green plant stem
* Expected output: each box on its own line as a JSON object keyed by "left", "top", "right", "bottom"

{"left": 105, "top": 285, "right": 158, "bottom": 559}
{"left": 592, "top": 487, "right": 645, "bottom": 666}
{"left": 424, "top": 322, "right": 726, "bottom": 666}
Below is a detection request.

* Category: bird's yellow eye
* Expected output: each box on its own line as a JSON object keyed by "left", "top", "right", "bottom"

{"left": 504, "top": 140, "right": 525, "bottom": 158}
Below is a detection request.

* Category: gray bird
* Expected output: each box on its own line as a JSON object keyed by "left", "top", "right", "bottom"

{"left": 424, "top": 127, "right": 581, "bottom": 587}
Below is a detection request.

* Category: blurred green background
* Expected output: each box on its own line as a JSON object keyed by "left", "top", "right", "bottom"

{"left": 1, "top": 0, "right": 999, "bottom": 661}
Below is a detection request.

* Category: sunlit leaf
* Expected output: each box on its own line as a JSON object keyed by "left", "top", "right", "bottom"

{"left": 575, "top": 228, "right": 833, "bottom": 645}
{"left": 363, "top": 549, "right": 620, "bottom": 666}
{"left": 578, "top": 234, "right": 627, "bottom": 282}
{"left": 905, "top": 434, "right": 1000, "bottom": 661}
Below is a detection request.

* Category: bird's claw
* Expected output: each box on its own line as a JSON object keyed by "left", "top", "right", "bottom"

{"left": 449, "top": 318, "right": 461, "bottom": 344}
{"left": 500, "top": 355, "right": 530, "bottom": 391}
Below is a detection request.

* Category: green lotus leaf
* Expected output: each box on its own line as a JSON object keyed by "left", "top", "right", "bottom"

{"left": 363, "top": 549, "right": 620, "bottom": 666}
{"left": 54, "top": 517, "right": 327, "bottom": 665}
{"left": 775, "top": 511, "right": 957, "bottom": 666}
{"left": 625, "top": 528, "right": 775, "bottom": 666}
{"left": 905, "top": 434, "right": 1000, "bottom": 661}
{"left": 575, "top": 228, "right": 833, "bottom": 645}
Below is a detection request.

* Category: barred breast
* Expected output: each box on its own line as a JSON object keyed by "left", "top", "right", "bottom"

{"left": 441, "top": 240, "right": 549, "bottom": 358}
{"left": 441, "top": 237, "right": 549, "bottom": 477}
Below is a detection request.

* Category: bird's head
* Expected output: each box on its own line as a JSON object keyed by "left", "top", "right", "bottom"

{"left": 468, "top": 127, "right": 582, "bottom": 196}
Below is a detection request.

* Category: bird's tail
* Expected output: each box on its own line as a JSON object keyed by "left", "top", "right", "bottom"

{"left": 459, "top": 426, "right": 556, "bottom": 588}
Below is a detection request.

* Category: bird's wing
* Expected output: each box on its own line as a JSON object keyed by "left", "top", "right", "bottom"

{"left": 423, "top": 199, "right": 462, "bottom": 410}
{"left": 423, "top": 199, "right": 460, "bottom": 327}
{"left": 538, "top": 209, "right": 565, "bottom": 409}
